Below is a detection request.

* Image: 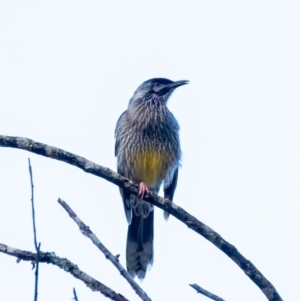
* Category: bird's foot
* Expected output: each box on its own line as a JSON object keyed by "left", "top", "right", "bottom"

{"left": 138, "top": 182, "right": 149, "bottom": 199}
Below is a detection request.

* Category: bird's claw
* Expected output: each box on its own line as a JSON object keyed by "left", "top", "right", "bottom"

{"left": 138, "top": 182, "right": 149, "bottom": 199}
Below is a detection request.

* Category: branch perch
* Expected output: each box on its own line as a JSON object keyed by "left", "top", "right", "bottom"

{"left": 0, "top": 135, "right": 283, "bottom": 301}
{"left": 0, "top": 243, "right": 129, "bottom": 301}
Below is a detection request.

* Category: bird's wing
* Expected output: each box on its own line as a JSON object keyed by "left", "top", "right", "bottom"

{"left": 115, "top": 110, "right": 132, "bottom": 223}
{"left": 118, "top": 167, "right": 132, "bottom": 224}
{"left": 114, "top": 110, "right": 127, "bottom": 157}
{"left": 163, "top": 168, "right": 179, "bottom": 219}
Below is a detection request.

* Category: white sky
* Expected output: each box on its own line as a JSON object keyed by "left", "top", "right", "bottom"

{"left": 1, "top": 1, "right": 300, "bottom": 300}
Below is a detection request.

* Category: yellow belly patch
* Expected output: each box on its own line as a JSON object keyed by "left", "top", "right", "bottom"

{"left": 134, "top": 150, "right": 167, "bottom": 187}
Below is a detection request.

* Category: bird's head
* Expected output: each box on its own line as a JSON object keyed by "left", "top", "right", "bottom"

{"left": 129, "top": 78, "right": 189, "bottom": 107}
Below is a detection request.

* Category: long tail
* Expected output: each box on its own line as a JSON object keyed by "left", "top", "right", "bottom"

{"left": 126, "top": 209, "right": 154, "bottom": 279}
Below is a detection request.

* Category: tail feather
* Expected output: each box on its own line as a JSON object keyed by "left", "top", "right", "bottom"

{"left": 126, "top": 209, "right": 154, "bottom": 279}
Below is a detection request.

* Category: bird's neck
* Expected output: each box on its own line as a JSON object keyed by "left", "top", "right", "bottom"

{"left": 127, "top": 100, "right": 169, "bottom": 129}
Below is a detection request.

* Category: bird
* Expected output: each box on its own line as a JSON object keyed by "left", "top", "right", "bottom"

{"left": 115, "top": 78, "right": 188, "bottom": 279}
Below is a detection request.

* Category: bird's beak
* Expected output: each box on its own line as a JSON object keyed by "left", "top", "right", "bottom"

{"left": 158, "top": 80, "right": 189, "bottom": 95}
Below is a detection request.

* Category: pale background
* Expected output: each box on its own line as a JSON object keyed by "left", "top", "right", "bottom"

{"left": 1, "top": 1, "right": 299, "bottom": 300}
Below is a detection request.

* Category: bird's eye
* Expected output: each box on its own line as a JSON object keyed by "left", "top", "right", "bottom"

{"left": 154, "top": 82, "right": 160, "bottom": 87}
{"left": 145, "top": 92, "right": 152, "bottom": 100}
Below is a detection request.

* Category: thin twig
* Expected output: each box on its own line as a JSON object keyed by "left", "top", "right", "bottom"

{"left": 0, "top": 243, "right": 129, "bottom": 301}
{"left": 34, "top": 243, "right": 41, "bottom": 300}
{"left": 73, "top": 288, "right": 79, "bottom": 301}
{"left": 58, "top": 198, "right": 151, "bottom": 301}
{"left": 190, "top": 284, "right": 226, "bottom": 301}
{"left": 28, "top": 158, "right": 38, "bottom": 248}
{"left": 0, "top": 135, "right": 283, "bottom": 301}
{"left": 28, "top": 158, "right": 40, "bottom": 301}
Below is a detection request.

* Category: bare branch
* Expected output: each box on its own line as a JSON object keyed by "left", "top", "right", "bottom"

{"left": 58, "top": 198, "right": 151, "bottom": 301}
{"left": 34, "top": 243, "right": 41, "bottom": 301}
{"left": 28, "top": 158, "right": 40, "bottom": 301}
{"left": 0, "top": 243, "right": 130, "bottom": 301}
{"left": 28, "top": 158, "right": 38, "bottom": 249}
{"left": 0, "top": 135, "right": 283, "bottom": 301}
{"left": 73, "top": 288, "right": 79, "bottom": 301}
{"left": 190, "top": 284, "right": 226, "bottom": 301}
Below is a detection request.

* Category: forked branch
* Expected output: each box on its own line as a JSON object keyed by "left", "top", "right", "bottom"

{"left": 0, "top": 135, "right": 283, "bottom": 301}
